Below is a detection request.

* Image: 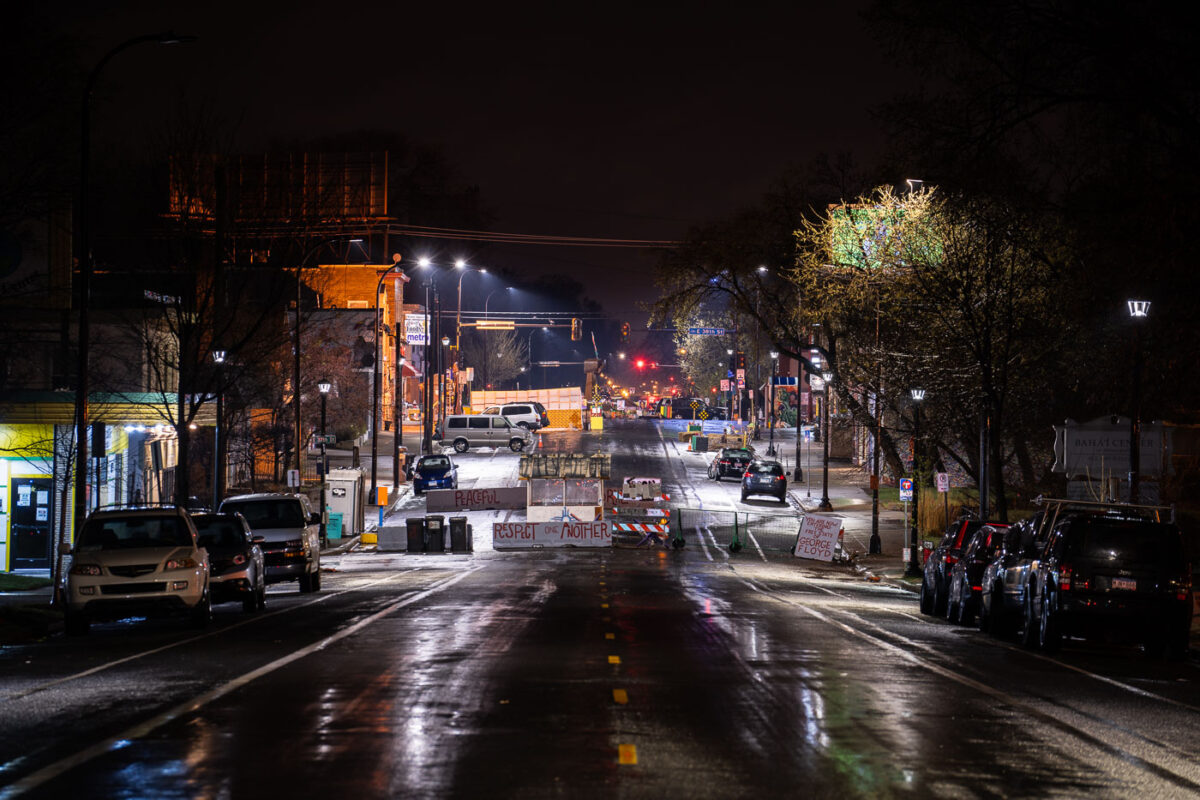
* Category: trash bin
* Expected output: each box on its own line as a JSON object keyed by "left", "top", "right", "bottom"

{"left": 406, "top": 517, "right": 425, "bottom": 553}
{"left": 449, "top": 516, "right": 471, "bottom": 552}
{"left": 425, "top": 515, "right": 446, "bottom": 553}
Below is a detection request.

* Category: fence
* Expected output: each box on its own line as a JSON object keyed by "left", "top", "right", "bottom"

{"left": 675, "top": 507, "right": 801, "bottom": 554}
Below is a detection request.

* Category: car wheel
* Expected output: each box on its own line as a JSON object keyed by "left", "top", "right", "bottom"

{"left": 65, "top": 608, "right": 90, "bottom": 636}
{"left": 243, "top": 588, "right": 258, "bottom": 614}
{"left": 453, "top": 438, "right": 469, "bottom": 453}
{"left": 518, "top": 422, "right": 531, "bottom": 431}
{"left": 919, "top": 579, "right": 933, "bottom": 615}
{"left": 257, "top": 575, "right": 267, "bottom": 610}
{"left": 1038, "top": 591, "right": 1061, "bottom": 653}
{"left": 1019, "top": 591, "right": 1039, "bottom": 649}
{"left": 311, "top": 565, "right": 321, "bottom": 592}
{"left": 190, "top": 589, "right": 212, "bottom": 628}
{"left": 510, "top": 438, "right": 525, "bottom": 452}
{"left": 959, "top": 593, "right": 975, "bottom": 627}
{"left": 299, "top": 569, "right": 314, "bottom": 593}
{"left": 933, "top": 578, "right": 948, "bottom": 617}
{"left": 978, "top": 588, "right": 993, "bottom": 632}
{"left": 946, "top": 582, "right": 961, "bottom": 623}
{"left": 740, "top": 491, "right": 748, "bottom": 502}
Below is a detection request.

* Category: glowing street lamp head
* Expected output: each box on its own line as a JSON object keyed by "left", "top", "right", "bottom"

{"left": 418, "top": 257, "right": 432, "bottom": 268}
{"left": 1127, "top": 299, "right": 1150, "bottom": 318}
{"left": 455, "top": 259, "right": 466, "bottom": 269}
{"left": 910, "top": 388, "right": 926, "bottom": 402}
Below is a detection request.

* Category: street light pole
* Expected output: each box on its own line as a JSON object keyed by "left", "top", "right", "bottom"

{"left": 767, "top": 350, "right": 779, "bottom": 456}
{"left": 211, "top": 350, "right": 226, "bottom": 511}
{"left": 907, "top": 388, "right": 925, "bottom": 577}
{"left": 1128, "top": 299, "right": 1150, "bottom": 502}
{"left": 74, "top": 31, "right": 194, "bottom": 536}
{"left": 370, "top": 257, "right": 408, "bottom": 504}
{"left": 318, "top": 379, "right": 331, "bottom": 546}
{"left": 818, "top": 371, "right": 833, "bottom": 511}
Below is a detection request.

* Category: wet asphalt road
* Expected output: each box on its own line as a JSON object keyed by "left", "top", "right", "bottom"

{"left": 2, "top": 420, "right": 1198, "bottom": 799}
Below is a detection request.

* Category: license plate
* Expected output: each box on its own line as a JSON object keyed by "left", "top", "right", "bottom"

{"left": 1111, "top": 577, "right": 1136, "bottom": 591}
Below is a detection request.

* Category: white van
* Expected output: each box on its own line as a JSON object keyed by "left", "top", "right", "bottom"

{"left": 438, "top": 414, "right": 534, "bottom": 453}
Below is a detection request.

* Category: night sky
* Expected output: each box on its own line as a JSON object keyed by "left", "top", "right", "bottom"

{"left": 48, "top": 1, "right": 909, "bottom": 319}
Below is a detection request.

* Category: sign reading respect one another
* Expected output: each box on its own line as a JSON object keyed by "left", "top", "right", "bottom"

{"left": 493, "top": 521, "right": 611, "bottom": 548}
{"left": 793, "top": 513, "right": 843, "bottom": 562}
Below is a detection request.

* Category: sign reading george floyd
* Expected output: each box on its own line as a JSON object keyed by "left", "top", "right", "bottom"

{"left": 425, "top": 487, "right": 526, "bottom": 512}
{"left": 793, "top": 513, "right": 843, "bottom": 562}
{"left": 493, "top": 520, "right": 611, "bottom": 548}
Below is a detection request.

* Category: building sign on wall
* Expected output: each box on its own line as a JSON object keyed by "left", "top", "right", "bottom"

{"left": 1052, "top": 416, "right": 1169, "bottom": 477}
{"left": 493, "top": 520, "right": 611, "bottom": 548}
{"left": 405, "top": 317, "right": 428, "bottom": 345}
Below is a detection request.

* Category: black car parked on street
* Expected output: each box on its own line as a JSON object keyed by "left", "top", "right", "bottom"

{"left": 1023, "top": 508, "right": 1192, "bottom": 656}
{"left": 920, "top": 518, "right": 1009, "bottom": 617}
{"left": 978, "top": 513, "right": 1047, "bottom": 637}
{"left": 192, "top": 512, "right": 266, "bottom": 613}
{"left": 946, "top": 524, "right": 1009, "bottom": 625}
{"left": 709, "top": 447, "right": 754, "bottom": 481}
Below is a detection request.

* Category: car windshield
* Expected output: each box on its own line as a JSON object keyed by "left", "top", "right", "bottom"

{"left": 724, "top": 449, "right": 752, "bottom": 459}
{"left": 221, "top": 499, "right": 305, "bottom": 529}
{"left": 749, "top": 462, "right": 782, "bottom": 475}
{"left": 1067, "top": 520, "right": 1183, "bottom": 562}
{"left": 194, "top": 519, "right": 246, "bottom": 549}
{"left": 77, "top": 516, "right": 192, "bottom": 550}
{"left": 420, "top": 456, "right": 451, "bottom": 471}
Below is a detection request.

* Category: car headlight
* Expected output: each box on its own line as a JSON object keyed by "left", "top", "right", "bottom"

{"left": 165, "top": 557, "right": 199, "bottom": 570}
{"left": 70, "top": 564, "right": 102, "bottom": 576}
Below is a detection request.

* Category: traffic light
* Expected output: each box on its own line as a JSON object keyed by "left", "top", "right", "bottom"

{"left": 571, "top": 318, "right": 582, "bottom": 341}
{"left": 620, "top": 322, "right": 630, "bottom": 340}
{"left": 736, "top": 351, "right": 746, "bottom": 370}
{"left": 635, "top": 358, "right": 646, "bottom": 370}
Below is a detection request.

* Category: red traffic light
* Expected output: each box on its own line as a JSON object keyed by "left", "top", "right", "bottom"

{"left": 635, "top": 358, "right": 646, "bottom": 369}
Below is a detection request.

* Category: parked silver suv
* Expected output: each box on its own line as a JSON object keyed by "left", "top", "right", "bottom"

{"left": 219, "top": 493, "right": 322, "bottom": 593}
{"left": 438, "top": 413, "right": 534, "bottom": 453}
{"left": 481, "top": 403, "right": 550, "bottom": 431}
{"left": 63, "top": 505, "right": 211, "bottom": 635}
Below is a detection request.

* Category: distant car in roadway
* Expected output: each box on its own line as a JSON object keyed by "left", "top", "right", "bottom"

{"left": 480, "top": 402, "right": 549, "bottom": 431}
{"left": 62, "top": 505, "right": 211, "bottom": 635}
{"left": 192, "top": 512, "right": 265, "bottom": 613}
{"left": 438, "top": 413, "right": 533, "bottom": 453}
{"left": 740, "top": 460, "right": 787, "bottom": 503}
{"left": 708, "top": 447, "right": 754, "bottom": 481}
{"left": 409, "top": 454, "right": 459, "bottom": 494}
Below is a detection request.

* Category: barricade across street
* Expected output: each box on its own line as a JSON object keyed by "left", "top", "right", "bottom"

{"left": 675, "top": 507, "right": 801, "bottom": 554}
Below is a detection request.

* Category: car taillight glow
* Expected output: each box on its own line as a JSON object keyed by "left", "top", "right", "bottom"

{"left": 971, "top": 585, "right": 982, "bottom": 592}
{"left": 944, "top": 556, "right": 958, "bottom": 566}
{"left": 1059, "top": 564, "right": 1073, "bottom": 591}
{"left": 743, "top": 472, "right": 752, "bottom": 479}
{"left": 776, "top": 476, "right": 785, "bottom": 481}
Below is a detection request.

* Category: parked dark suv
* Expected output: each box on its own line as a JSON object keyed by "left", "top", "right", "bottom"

{"left": 1024, "top": 510, "right": 1192, "bottom": 656}
{"left": 979, "top": 513, "right": 1047, "bottom": 637}
{"left": 708, "top": 447, "right": 754, "bottom": 481}
{"left": 946, "top": 524, "right": 1007, "bottom": 625}
{"left": 920, "top": 517, "right": 1009, "bottom": 617}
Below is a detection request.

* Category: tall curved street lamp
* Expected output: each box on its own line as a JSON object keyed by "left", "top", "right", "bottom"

{"left": 211, "top": 350, "right": 226, "bottom": 511}
{"left": 370, "top": 255, "right": 410, "bottom": 504}
{"left": 74, "top": 31, "right": 195, "bottom": 533}
{"left": 484, "top": 286, "right": 511, "bottom": 318}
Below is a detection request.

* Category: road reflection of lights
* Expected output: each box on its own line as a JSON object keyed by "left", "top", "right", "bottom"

{"left": 798, "top": 685, "right": 830, "bottom": 750}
